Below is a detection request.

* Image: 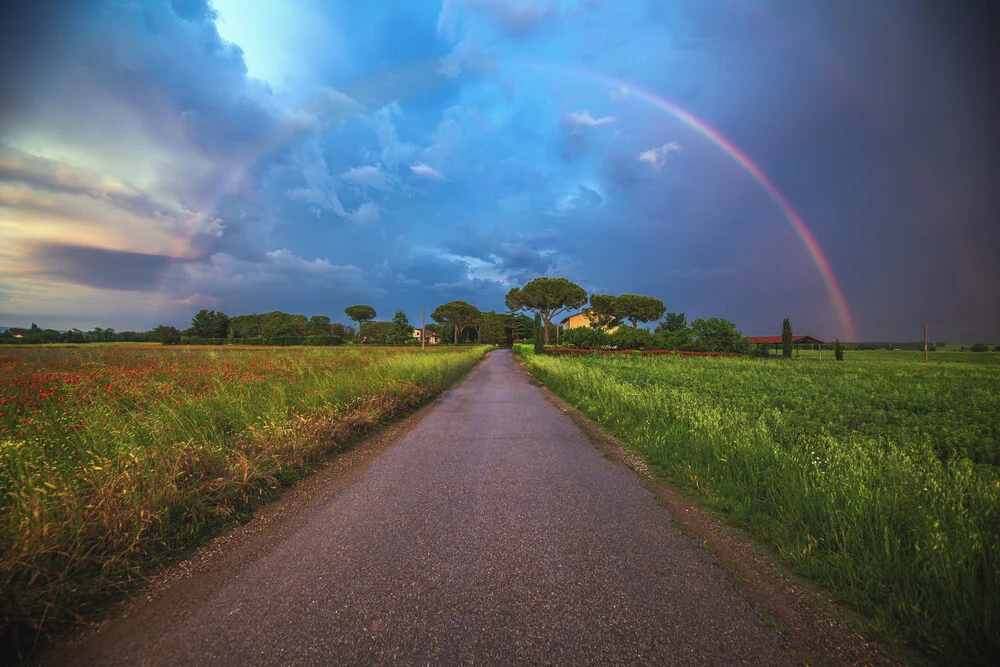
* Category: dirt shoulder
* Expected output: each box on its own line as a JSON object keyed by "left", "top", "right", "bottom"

{"left": 516, "top": 358, "right": 901, "bottom": 667}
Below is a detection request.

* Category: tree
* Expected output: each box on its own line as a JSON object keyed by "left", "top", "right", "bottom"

{"left": 782, "top": 318, "right": 793, "bottom": 358}
{"left": 388, "top": 311, "right": 413, "bottom": 344}
{"left": 506, "top": 277, "right": 587, "bottom": 345}
{"left": 432, "top": 300, "right": 480, "bottom": 344}
{"left": 690, "top": 318, "right": 747, "bottom": 353}
{"left": 834, "top": 338, "right": 844, "bottom": 361}
{"left": 153, "top": 324, "right": 181, "bottom": 345}
{"left": 330, "top": 322, "right": 355, "bottom": 340}
{"left": 228, "top": 314, "right": 261, "bottom": 340}
{"left": 189, "top": 309, "right": 230, "bottom": 338}
{"left": 259, "top": 311, "right": 305, "bottom": 341}
{"left": 656, "top": 312, "right": 687, "bottom": 333}
{"left": 478, "top": 311, "right": 510, "bottom": 345}
{"left": 616, "top": 294, "right": 665, "bottom": 328}
{"left": 586, "top": 294, "right": 621, "bottom": 329}
{"left": 970, "top": 343, "right": 989, "bottom": 352}
{"left": 306, "top": 315, "right": 332, "bottom": 336}
{"left": 533, "top": 314, "right": 544, "bottom": 354}
{"left": 344, "top": 305, "right": 377, "bottom": 343}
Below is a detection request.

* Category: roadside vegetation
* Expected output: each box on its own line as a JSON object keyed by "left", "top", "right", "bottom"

{"left": 0, "top": 345, "right": 488, "bottom": 650}
{"left": 522, "top": 351, "right": 1000, "bottom": 661}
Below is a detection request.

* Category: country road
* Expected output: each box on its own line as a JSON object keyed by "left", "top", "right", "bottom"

{"left": 44, "top": 349, "right": 793, "bottom": 665}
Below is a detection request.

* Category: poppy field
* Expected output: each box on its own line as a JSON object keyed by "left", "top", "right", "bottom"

{"left": 0, "top": 344, "right": 487, "bottom": 645}
{"left": 523, "top": 351, "right": 1000, "bottom": 662}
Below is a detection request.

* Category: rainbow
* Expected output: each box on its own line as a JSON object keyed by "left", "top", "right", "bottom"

{"left": 159, "top": 60, "right": 857, "bottom": 340}
{"left": 531, "top": 64, "right": 856, "bottom": 341}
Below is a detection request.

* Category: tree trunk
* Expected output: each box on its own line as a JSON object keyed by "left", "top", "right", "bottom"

{"left": 454, "top": 324, "right": 458, "bottom": 345}
{"left": 357, "top": 322, "right": 362, "bottom": 344}
{"left": 542, "top": 315, "right": 550, "bottom": 345}
{"left": 631, "top": 317, "right": 638, "bottom": 328}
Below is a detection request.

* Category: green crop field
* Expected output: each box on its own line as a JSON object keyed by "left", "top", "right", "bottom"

{"left": 523, "top": 351, "right": 1000, "bottom": 662}
{"left": 0, "top": 345, "right": 488, "bottom": 643}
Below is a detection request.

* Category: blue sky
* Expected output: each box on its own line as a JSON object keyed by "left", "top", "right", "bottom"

{"left": 1, "top": 0, "right": 997, "bottom": 340}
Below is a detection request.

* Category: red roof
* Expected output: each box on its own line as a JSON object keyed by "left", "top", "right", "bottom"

{"left": 747, "top": 335, "right": 824, "bottom": 344}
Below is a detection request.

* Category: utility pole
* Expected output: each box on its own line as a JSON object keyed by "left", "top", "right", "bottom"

{"left": 421, "top": 307, "right": 425, "bottom": 351}
{"left": 924, "top": 324, "right": 928, "bottom": 361}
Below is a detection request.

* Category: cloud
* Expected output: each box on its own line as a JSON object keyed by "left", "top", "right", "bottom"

{"left": 638, "top": 142, "right": 682, "bottom": 170}
{"left": 28, "top": 242, "right": 176, "bottom": 291}
{"left": 348, "top": 202, "right": 381, "bottom": 225}
{"left": 465, "top": 0, "right": 559, "bottom": 38}
{"left": 340, "top": 165, "right": 394, "bottom": 191}
{"left": 564, "top": 110, "right": 616, "bottom": 127}
{"left": 552, "top": 184, "right": 604, "bottom": 215}
{"left": 410, "top": 163, "right": 447, "bottom": 180}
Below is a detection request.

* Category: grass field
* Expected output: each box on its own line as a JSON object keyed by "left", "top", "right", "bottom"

{"left": 523, "top": 351, "right": 1000, "bottom": 662}
{"left": 0, "top": 344, "right": 488, "bottom": 647}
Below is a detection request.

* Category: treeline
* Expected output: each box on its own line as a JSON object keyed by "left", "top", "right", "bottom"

{"left": 154, "top": 310, "right": 358, "bottom": 346}
{"left": 0, "top": 324, "right": 158, "bottom": 345}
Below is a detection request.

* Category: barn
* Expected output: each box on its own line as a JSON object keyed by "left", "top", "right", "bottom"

{"left": 747, "top": 335, "right": 825, "bottom": 357}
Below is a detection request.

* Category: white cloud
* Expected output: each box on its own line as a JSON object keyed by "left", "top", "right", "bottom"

{"left": 340, "top": 165, "right": 393, "bottom": 191}
{"left": 348, "top": 202, "right": 380, "bottom": 225}
{"left": 410, "top": 163, "right": 447, "bottom": 181}
{"left": 564, "top": 110, "right": 616, "bottom": 127}
{"left": 638, "top": 141, "right": 682, "bottom": 170}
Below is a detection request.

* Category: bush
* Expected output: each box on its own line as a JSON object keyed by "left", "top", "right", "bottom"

{"left": 266, "top": 336, "right": 303, "bottom": 346}
{"left": 835, "top": 338, "right": 844, "bottom": 361}
{"left": 512, "top": 342, "right": 535, "bottom": 356}
{"left": 303, "top": 335, "right": 346, "bottom": 346}
{"left": 562, "top": 326, "right": 611, "bottom": 350}
{"left": 609, "top": 327, "right": 654, "bottom": 350}
{"left": 970, "top": 343, "right": 989, "bottom": 353}
{"left": 753, "top": 343, "right": 772, "bottom": 358}
{"left": 153, "top": 325, "right": 181, "bottom": 345}
{"left": 179, "top": 336, "right": 225, "bottom": 345}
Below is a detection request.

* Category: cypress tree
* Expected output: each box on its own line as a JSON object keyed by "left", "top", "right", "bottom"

{"left": 834, "top": 338, "right": 844, "bottom": 361}
{"left": 782, "top": 318, "right": 793, "bottom": 358}
{"left": 533, "top": 313, "right": 544, "bottom": 354}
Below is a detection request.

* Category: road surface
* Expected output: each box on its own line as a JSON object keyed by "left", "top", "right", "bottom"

{"left": 49, "top": 349, "right": 792, "bottom": 665}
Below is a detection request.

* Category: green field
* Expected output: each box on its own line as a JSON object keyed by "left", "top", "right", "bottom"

{"left": 523, "top": 351, "right": 1000, "bottom": 662}
{"left": 1, "top": 345, "right": 488, "bottom": 645}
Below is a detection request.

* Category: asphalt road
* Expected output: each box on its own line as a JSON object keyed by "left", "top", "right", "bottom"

{"left": 52, "top": 349, "right": 792, "bottom": 665}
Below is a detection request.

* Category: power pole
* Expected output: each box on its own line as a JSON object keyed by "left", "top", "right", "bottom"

{"left": 421, "top": 307, "right": 425, "bottom": 351}
{"left": 924, "top": 324, "right": 928, "bottom": 361}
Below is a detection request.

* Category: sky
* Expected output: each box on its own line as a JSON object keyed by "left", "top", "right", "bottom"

{"left": 1, "top": 0, "right": 998, "bottom": 341}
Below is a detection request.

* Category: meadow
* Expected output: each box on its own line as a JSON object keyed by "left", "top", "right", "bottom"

{"left": 522, "top": 351, "right": 1000, "bottom": 662}
{"left": 0, "top": 344, "right": 488, "bottom": 646}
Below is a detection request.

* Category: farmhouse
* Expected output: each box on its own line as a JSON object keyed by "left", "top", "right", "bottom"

{"left": 560, "top": 311, "right": 620, "bottom": 332}
{"left": 412, "top": 329, "right": 442, "bottom": 344}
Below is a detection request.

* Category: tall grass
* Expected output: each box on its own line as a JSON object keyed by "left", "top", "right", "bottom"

{"left": 524, "top": 353, "right": 1000, "bottom": 662}
{"left": 1, "top": 345, "right": 487, "bottom": 648}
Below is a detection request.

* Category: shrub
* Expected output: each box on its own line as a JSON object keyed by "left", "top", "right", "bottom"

{"left": 533, "top": 322, "right": 545, "bottom": 355}
{"left": 562, "top": 326, "right": 611, "bottom": 350}
{"left": 179, "top": 336, "right": 225, "bottom": 345}
{"left": 835, "top": 338, "right": 844, "bottom": 361}
{"left": 153, "top": 324, "right": 181, "bottom": 345}
{"left": 266, "top": 336, "right": 303, "bottom": 346}
{"left": 971, "top": 343, "right": 989, "bottom": 353}
{"left": 609, "top": 326, "right": 654, "bottom": 350}
{"left": 303, "top": 335, "right": 346, "bottom": 346}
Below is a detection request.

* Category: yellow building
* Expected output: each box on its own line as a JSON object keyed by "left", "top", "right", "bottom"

{"left": 559, "top": 310, "right": 619, "bottom": 332}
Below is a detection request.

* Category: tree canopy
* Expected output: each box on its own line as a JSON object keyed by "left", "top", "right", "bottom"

{"left": 432, "top": 300, "right": 480, "bottom": 344}
{"left": 344, "top": 305, "right": 377, "bottom": 343}
{"left": 505, "top": 277, "right": 587, "bottom": 344}
{"left": 586, "top": 294, "right": 621, "bottom": 330}
{"left": 616, "top": 294, "right": 666, "bottom": 328}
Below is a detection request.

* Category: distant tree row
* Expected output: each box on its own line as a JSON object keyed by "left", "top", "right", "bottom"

{"left": 0, "top": 323, "right": 158, "bottom": 345}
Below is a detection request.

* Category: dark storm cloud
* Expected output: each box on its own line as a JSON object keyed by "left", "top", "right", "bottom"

{"left": 30, "top": 243, "right": 177, "bottom": 292}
